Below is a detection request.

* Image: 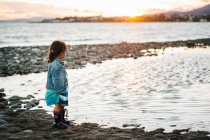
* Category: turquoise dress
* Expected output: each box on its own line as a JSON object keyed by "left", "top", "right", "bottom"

{"left": 45, "top": 89, "right": 68, "bottom": 106}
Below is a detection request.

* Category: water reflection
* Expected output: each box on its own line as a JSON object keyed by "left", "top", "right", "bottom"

{"left": 0, "top": 47, "right": 210, "bottom": 131}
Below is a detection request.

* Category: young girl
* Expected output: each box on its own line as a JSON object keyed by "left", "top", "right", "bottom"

{"left": 45, "top": 40, "right": 70, "bottom": 129}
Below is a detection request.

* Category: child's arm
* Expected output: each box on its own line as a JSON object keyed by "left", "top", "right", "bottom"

{"left": 50, "top": 64, "right": 64, "bottom": 94}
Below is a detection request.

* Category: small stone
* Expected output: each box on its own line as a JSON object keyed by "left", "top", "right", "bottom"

{"left": 0, "top": 119, "right": 7, "bottom": 125}
{"left": 22, "top": 129, "right": 34, "bottom": 134}
{"left": 153, "top": 134, "right": 166, "bottom": 139}
{"left": 81, "top": 123, "right": 99, "bottom": 128}
{"left": 0, "top": 114, "right": 13, "bottom": 121}
{"left": 0, "top": 98, "right": 6, "bottom": 102}
{"left": 7, "top": 126, "right": 21, "bottom": 133}
{"left": 9, "top": 96, "right": 21, "bottom": 101}
{"left": 25, "top": 103, "right": 33, "bottom": 109}
{"left": 34, "top": 93, "right": 38, "bottom": 95}
{"left": 25, "top": 95, "right": 35, "bottom": 100}
{"left": 31, "top": 99, "right": 39, "bottom": 105}
{"left": 11, "top": 103, "right": 22, "bottom": 109}
{"left": 4, "top": 108, "right": 16, "bottom": 116}
{"left": 9, "top": 101, "right": 22, "bottom": 105}
{"left": 0, "top": 103, "right": 6, "bottom": 109}
{"left": 0, "top": 88, "right": 4, "bottom": 92}
{"left": 8, "top": 136, "right": 20, "bottom": 140}
{"left": 0, "top": 92, "right": 6, "bottom": 98}
{"left": 122, "top": 124, "right": 141, "bottom": 128}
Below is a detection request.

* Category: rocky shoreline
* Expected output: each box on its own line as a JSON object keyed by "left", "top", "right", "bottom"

{"left": 0, "top": 88, "right": 210, "bottom": 140}
{"left": 0, "top": 38, "right": 210, "bottom": 77}
{"left": 1, "top": 39, "right": 210, "bottom": 139}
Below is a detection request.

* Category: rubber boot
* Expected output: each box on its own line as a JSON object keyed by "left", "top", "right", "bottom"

{"left": 61, "top": 108, "right": 70, "bottom": 125}
{"left": 53, "top": 111, "right": 68, "bottom": 129}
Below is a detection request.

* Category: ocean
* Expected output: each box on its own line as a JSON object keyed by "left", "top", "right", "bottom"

{"left": 0, "top": 22, "right": 210, "bottom": 47}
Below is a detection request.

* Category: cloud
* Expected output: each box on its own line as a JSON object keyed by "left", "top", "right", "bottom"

{"left": 0, "top": 2, "right": 99, "bottom": 20}
{"left": 201, "top": 0, "right": 210, "bottom": 2}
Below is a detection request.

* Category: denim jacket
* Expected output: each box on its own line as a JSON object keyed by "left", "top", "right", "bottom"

{"left": 46, "top": 58, "right": 68, "bottom": 94}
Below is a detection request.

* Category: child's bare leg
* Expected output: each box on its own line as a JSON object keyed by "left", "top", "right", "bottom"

{"left": 54, "top": 104, "right": 61, "bottom": 112}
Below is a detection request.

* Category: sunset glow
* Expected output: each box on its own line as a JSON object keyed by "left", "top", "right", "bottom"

{"left": 0, "top": 0, "right": 209, "bottom": 20}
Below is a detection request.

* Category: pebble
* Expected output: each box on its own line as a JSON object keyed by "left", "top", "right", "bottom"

{"left": 0, "top": 92, "right": 6, "bottom": 98}
{"left": 122, "top": 124, "right": 141, "bottom": 128}
{"left": 0, "top": 114, "right": 13, "bottom": 121}
{"left": 0, "top": 88, "right": 5, "bottom": 92}
{"left": 4, "top": 108, "right": 17, "bottom": 116}
{"left": 153, "top": 134, "right": 166, "bottom": 140}
{"left": 11, "top": 103, "right": 22, "bottom": 109}
{"left": 22, "top": 129, "right": 34, "bottom": 134}
{"left": 25, "top": 95, "right": 35, "bottom": 100}
{"left": 31, "top": 99, "right": 39, "bottom": 105}
{"left": 0, "top": 102, "right": 6, "bottom": 109}
{"left": 9, "top": 96, "right": 21, "bottom": 101}
{"left": 0, "top": 119, "right": 7, "bottom": 125}
{"left": 7, "top": 126, "right": 21, "bottom": 133}
{"left": 25, "top": 103, "right": 33, "bottom": 109}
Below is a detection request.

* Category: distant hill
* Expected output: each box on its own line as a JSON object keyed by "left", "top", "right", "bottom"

{"left": 183, "top": 4, "right": 210, "bottom": 15}
{"left": 164, "top": 4, "right": 210, "bottom": 16}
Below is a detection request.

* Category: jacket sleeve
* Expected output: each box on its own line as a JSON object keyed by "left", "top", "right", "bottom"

{"left": 50, "top": 63, "right": 64, "bottom": 94}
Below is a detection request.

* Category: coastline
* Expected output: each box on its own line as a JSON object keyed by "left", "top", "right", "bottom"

{"left": 0, "top": 91, "right": 210, "bottom": 140}
{"left": 1, "top": 38, "right": 210, "bottom": 139}
{"left": 0, "top": 38, "right": 210, "bottom": 77}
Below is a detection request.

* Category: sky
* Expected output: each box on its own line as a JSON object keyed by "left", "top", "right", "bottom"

{"left": 0, "top": 0, "right": 210, "bottom": 20}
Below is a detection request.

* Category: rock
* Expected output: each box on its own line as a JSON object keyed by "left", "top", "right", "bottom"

{"left": 32, "top": 48, "right": 41, "bottom": 56}
{"left": 25, "top": 103, "right": 32, "bottom": 109}
{"left": 0, "top": 88, "right": 4, "bottom": 92}
{"left": 0, "top": 103, "right": 6, "bottom": 109}
{"left": 8, "top": 136, "right": 20, "bottom": 140}
{"left": 0, "top": 119, "right": 7, "bottom": 125}
{"left": 9, "top": 96, "right": 21, "bottom": 101}
{"left": 153, "top": 134, "right": 166, "bottom": 140}
{"left": 0, "top": 98, "right": 6, "bottom": 102}
{"left": 7, "top": 126, "right": 21, "bottom": 133}
{"left": 25, "top": 102, "right": 36, "bottom": 109}
{"left": 122, "top": 124, "right": 141, "bottom": 128}
{"left": 81, "top": 123, "right": 99, "bottom": 128}
{"left": 0, "top": 114, "right": 13, "bottom": 121}
{"left": 23, "top": 95, "right": 35, "bottom": 100}
{"left": 22, "top": 129, "right": 34, "bottom": 134}
{"left": 11, "top": 103, "right": 22, "bottom": 109}
{"left": 9, "top": 101, "right": 22, "bottom": 106}
{"left": 153, "top": 128, "right": 165, "bottom": 134}
{"left": 31, "top": 99, "right": 39, "bottom": 105}
{"left": 0, "top": 92, "right": 6, "bottom": 98}
{"left": 131, "top": 128, "right": 145, "bottom": 133}
{"left": 4, "top": 108, "right": 17, "bottom": 116}
{"left": 2, "top": 101, "right": 8, "bottom": 106}
{"left": 34, "top": 93, "right": 38, "bottom": 95}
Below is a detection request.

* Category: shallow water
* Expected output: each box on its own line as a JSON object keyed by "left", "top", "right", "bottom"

{"left": 1, "top": 47, "right": 210, "bottom": 131}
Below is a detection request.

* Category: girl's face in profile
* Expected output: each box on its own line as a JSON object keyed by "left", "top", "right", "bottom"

{"left": 58, "top": 51, "right": 66, "bottom": 60}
